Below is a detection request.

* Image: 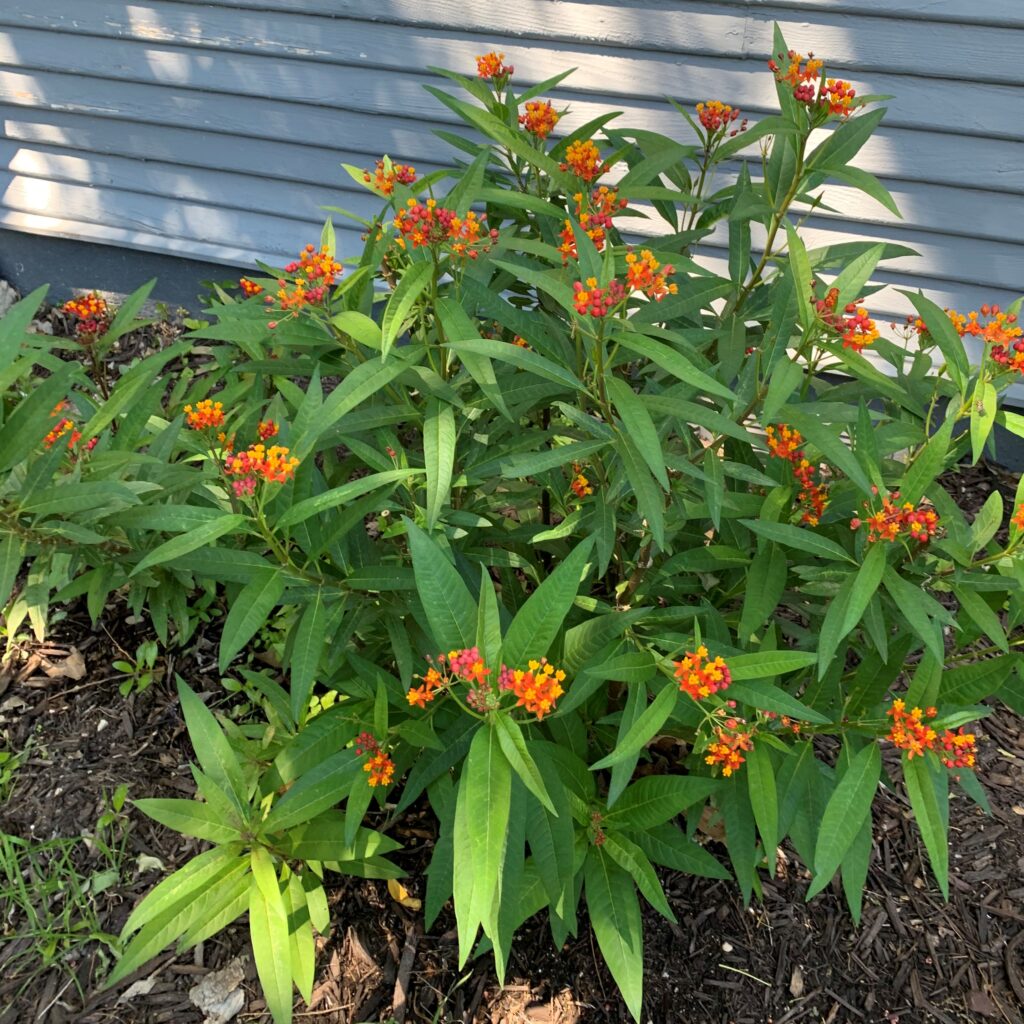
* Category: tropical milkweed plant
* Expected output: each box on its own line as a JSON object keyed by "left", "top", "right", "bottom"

{"left": 2, "top": 26, "right": 1023, "bottom": 1022}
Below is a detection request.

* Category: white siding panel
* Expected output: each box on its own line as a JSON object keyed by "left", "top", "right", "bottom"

{"left": 1, "top": 0, "right": 1021, "bottom": 321}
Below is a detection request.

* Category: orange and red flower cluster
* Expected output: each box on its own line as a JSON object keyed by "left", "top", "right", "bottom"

{"left": 519, "top": 99, "right": 560, "bottom": 140}
{"left": 765, "top": 424, "right": 830, "bottom": 526}
{"left": 958, "top": 305, "right": 1023, "bottom": 373}
{"left": 62, "top": 292, "right": 111, "bottom": 340}
{"left": 625, "top": 249, "right": 678, "bottom": 302}
{"left": 257, "top": 419, "right": 278, "bottom": 441}
{"left": 355, "top": 732, "right": 395, "bottom": 788}
{"left": 674, "top": 646, "right": 731, "bottom": 700}
{"left": 815, "top": 288, "right": 879, "bottom": 351}
{"left": 558, "top": 186, "right": 627, "bottom": 262}
{"left": 266, "top": 244, "right": 344, "bottom": 313}
{"left": 1012, "top": 503, "right": 1024, "bottom": 532}
{"left": 42, "top": 403, "right": 97, "bottom": 453}
{"left": 476, "top": 51, "right": 514, "bottom": 81}
{"left": 184, "top": 399, "right": 225, "bottom": 431}
{"left": 560, "top": 139, "right": 608, "bottom": 182}
{"left": 225, "top": 443, "right": 299, "bottom": 497}
{"left": 239, "top": 277, "right": 263, "bottom": 297}
{"left": 394, "top": 199, "right": 495, "bottom": 258}
{"left": 363, "top": 158, "right": 417, "bottom": 195}
{"left": 407, "top": 648, "right": 567, "bottom": 720}
{"left": 704, "top": 718, "right": 754, "bottom": 777}
{"left": 572, "top": 276, "right": 626, "bottom": 318}
{"left": 570, "top": 461, "right": 593, "bottom": 498}
{"left": 696, "top": 100, "right": 746, "bottom": 137}
{"left": 852, "top": 489, "right": 940, "bottom": 545}
{"left": 821, "top": 79, "right": 856, "bottom": 117}
{"left": 885, "top": 701, "right": 977, "bottom": 768}
{"left": 499, "top": 658, "right": 566, "bottom": 721}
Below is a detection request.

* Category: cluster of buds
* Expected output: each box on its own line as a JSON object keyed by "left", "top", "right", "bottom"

{"left": 407, "top": 646, "right": 491, "bottom": 710}
{"left": 476, "top": 51, "right": 514, "bottom": 83}
{"left": 570, "top": 461, "right": 593, "bottom": 499}
{"left": 42, "top": 402, "right": 98, "bottom": 454}
{"left": 885, "top": 701, "right": 977, "bottom": 768}
{"left": 589, "top": 810, "right": 607, "bottom": 847}
{"left": 703, "top": 716, "right": 755, "bottom": 777}
{"left": 765, "top": 424, "right": 830, "bottom": 526}
{"left": 572, "top": 276, "right": 627, "bottom": 318}
{"left": 820, "top": 79, "right": 856, "bottom": 117}
{"left": 225, "top": 442, "right": 300, "bottom": 497}
{"left": 257, "top": 419, "right": 279, "bottom": 441}
{"left": 239, "top": 277, "right": 263, "bottom": 297}
{"left": 519, "top": 99, "right": 560, "bottom": 140}
{"left": 625, "top": 249, "right": 678, "bottom": 302}
{"left": 184, "top": 399, "right": 226, "bottom": 431}
{"left": 363, "top": 158, "right": 417, "bottom": 196}
{"left": 394, "top": 199, "right": 497, "bottom": 259}
{"left": 558, "top": 186, "right": 627, "bottom": 262}
{"left": 673, "top": 646, "right": 731, "bottom": 701}
{"left": 354, "top": 732, "right": 395, "bottom": 788}
{"left": 560, "top": 139, "right": 608, "bottom": 183}
{"left": 498, "top": 658, "right": 567, "bottom": 720}
{"left": 696, "top": 100, "right": 747, "bottom": 138}
{"left": 852, "top": 488, "right": 940, "bottom": 545}
{"left": 815, "top": 287, "right": 879, "bottom": 351}
{"left": 62, "top": 292, "right": 111, "bottom": 341}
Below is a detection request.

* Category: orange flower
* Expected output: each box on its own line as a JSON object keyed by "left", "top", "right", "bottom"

{"left": 560, "top": 139, "right": 607, "bottom": 182}
{"left": 558, "top": 186, "right": 626, "bottom": 262}
{"left": 765, "top": 425, "right": 830, "bottom": 526}
{"left": 673, "top": 646, "right": 731, "bottom": 700}
{"left": 885, "top": 699, "right": 938, "bottom": 759}
{"left": 696, "top": 100, "right": 746, "bottom": 136}
{"left": 854, "top": 490, "right": 939, "bottom": 545}
{"left": 570, "top": 461, "right": 593, "bottom": 498}
{"left": 1012, "top": 503, "right": 1024, "bottom": 531}
{"left": 960, "top": 305, "right": 1024, "bottom": 373}
{"left": 239, "top": 277, "right": 263, "bottom": 297}
{"left": 768, "top": 49, "right": 824, "bottom": 105}
{"left": 816, "top": 289, "right": 878, "bottom": 351}
{"left": 364, "top": 750, "right": 395, "bottom": 787}
{"left": 43, "top": 417, "right": 75, "bottom": 450}
{"left": 257, "top": 420, "right": 279, "bottom": 441}
{"left": 625, "top": 249, "right": 677, "bottom": 302}
{"left": 939, "top": 727, "right": 976, "bottom": 769}
{"left": 519, "top": 99, "right": 560, "bottom": 139}
{"left": 500, "top": 659, "right": 566, "bottom": 720}
{"left": 476, "top": 51, "right": 513, "bottom": 81}
{"left": 821, "top": 79, "right": 856, "bottom": 117}
{"left": 363, "top": 158, "right": 417, "bottom": 195}
{"left": 225, "top": 443, "right": 299, "bottom": 487}
{"left": 184, "top": 399, "right": 225, "bottom": 431}
{"left": 704, "top": 719, "right": 754, "bottom": 777}
{"left": 62, "top": 291, "right": 111, "bottom": 340}
{"left": 394, "top": 199, "right": 493, "bottom": 259}
{"left": 572, "top": 277, "right": 626, "bottom": 318}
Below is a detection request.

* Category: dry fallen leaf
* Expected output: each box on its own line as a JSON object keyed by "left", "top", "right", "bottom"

{"left": 789, "top": 964, "right": 804, "bottom": 998}
{"left": 43, "top": 648, "right": 87, "bottom": 680}
{"left": 387, "top": 878, "right": 422, "bottom": 911}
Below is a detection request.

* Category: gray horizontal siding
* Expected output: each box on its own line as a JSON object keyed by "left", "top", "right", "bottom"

{"left": 2, "top": 0, "right": 1022, "bottom": 323}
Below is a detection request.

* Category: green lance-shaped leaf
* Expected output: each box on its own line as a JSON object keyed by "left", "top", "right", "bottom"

{"left": 133, "top": 799, "right": 243, "bottom": 844}
{"left": 900, "top": 290, "right": 969, "bottom": 393}
{"left": 726, "top": 650, "right": 817, "bottom": 681}
{"left": 970, "top": 379, "right": 998, "bottom": 465}
{"left": 808, "top": 741, "right": 880, "bottom": 899}
{"left": 903, "top": 754, "right": 949, "bottom": 898}
{"left": 177, "top": 678, "right": 248, "bottom": 813}
{"left": 500, "top": 537, "right": 593, "bottom": 668}
{"left": 494, "top": 714, "right": 555, "bottom": 814}
{"left": 423, "top": 397, "right": 456, "bottom": 530}
{"left": 585, "top": 847, "right": 644, "bottom": 1021}
{"left": 381, "top": 260, "right": 433, "bottom": 358}
{"left": 464, "top": 724, "right": 512, "bottom": 939}
{"left": 740, "top": 519, "right": 856, "bottom": 563}
{"left": 290, "top": 591, "right": 327, "bottom": 724}
{"left": 605, "top": 775, "right": 719, "bottom": 831}
{"left": 746, "top": 743, "right": 779, "bottom": 874}
{"left": 817, "top": 542, "right": 886, "bottom": 677}
{"left": 404, "top": 518, "right": 477, "bottom": 652}
{"left": 218, "top": 569, "right": 286, "bottom": 672}
{"left": 603, "top": 832, "right": 676, "bottom": 923}
{"left": 589, "top": 683, "right": 677, "bottom": 771}
{"left": 132, "top": 514, "right": 249, "bottom": 576}
{"left": 606, "top": 376, "right": 669, "bottom": 490}
{"left": 249, "top": 849, "right": 294, "bottom": 1024}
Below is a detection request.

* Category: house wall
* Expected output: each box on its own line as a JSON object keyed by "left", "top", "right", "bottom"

{"left": 1, "top": 0, "right": 1022, "bottom": 320}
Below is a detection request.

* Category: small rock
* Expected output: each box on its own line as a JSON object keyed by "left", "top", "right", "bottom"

{"left": 0, "top": 279, "right": 18, "bottom": 317}
{"left": 189, "top": 956, "right": 248, "bottom": 1024}
{"left": 790, "top": 964, "right": 804, "bottom": 998}
{"left": 29, "top": 319, "right": 53, "bottom": 335}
